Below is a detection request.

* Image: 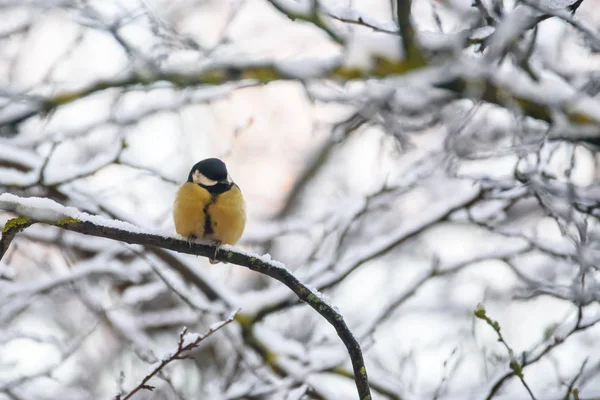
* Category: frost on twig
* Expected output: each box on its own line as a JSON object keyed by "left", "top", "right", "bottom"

{"left": 116, "top": 311, "right": 237, "bottom": 400}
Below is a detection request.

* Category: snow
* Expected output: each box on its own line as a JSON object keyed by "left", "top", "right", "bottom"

{"left": 134, "top": 360, "right": 163, "bottom": 386}
{"left": 17, "top": 223, "right": 125, "bottom": 253}
{"left": 304, "top": 283, "right": 335, "bottom": 309}
{"left": 254, "top": 253, "right": 287, "bottom": 270}
{"left": 121, "top": 281, "right": 168, "bottom": 305}
{"left": 42, "top": 132, "right": 123, "bottom": 185}
{"left": 276, "top": 56, "right": 342, "bottom": 80}
{"left": 208, "top": 318, "right": 228, "bottom": 332}
{"left": 3, "top": 260, "right": 143, "bottom": 298}
{"left": 219, "top": 243, "right": 291, "bottom": 272}
{"left": 179, "top": 312, "right": 236, "bottom": 347}
{"left": 0, "top": 143, "right": 41, "bottom": 169}
{"left": 240, "top": 179, "right": 483, "bottom": 314}
{"left": 265, "top": 0, "right": 313, "bottom": 15}
{"left": 0, "top": 102, "right": 40, "bottom": 130}
{"left": 485, "top": 5, "right": 539, "bottom": 61}
{"left": 0, "top": 169, "right": 38, "bottom": 187}
{"left": 0, "top": 193, "right": 170, "bottom": 237}
{"left": 343, "top": 31, "right": 402, "bottom": 69}
{"left": 324, "top": 5, "right": 398, "bottom": 33}
{"left": 242, "top": 217, "right": 315, "bottom": 242}
{"left": 285, "top": 383, "right": 309, "bottom": 400}
{"left": 165, "top": 251, "right": 241, "bottom": 306}
{"left": 540, "top": 0, "right": 580, "bottom": 8}
{"left": 181, "top": 332, "right": 202, "bottom": 348}
{"left": 417, "top": 30, "right": 468, "bottom": 52}
{"left": 0, "top": 261, "right": 15, "bottom": 280}
{"left": 255, "top": 324, "right": 308, "bottom": 361}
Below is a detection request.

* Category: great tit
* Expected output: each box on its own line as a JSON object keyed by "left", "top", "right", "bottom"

{"left": 173, "top": 158, "right": 246, "bottom": 262}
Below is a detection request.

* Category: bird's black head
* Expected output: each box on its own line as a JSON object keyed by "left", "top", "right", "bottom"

{"left": 187, "top": 158, "right": 233, "bottom": 195}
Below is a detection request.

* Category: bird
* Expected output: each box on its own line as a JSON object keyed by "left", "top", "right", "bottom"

{"left": 173, "top": 158, "right": 246, "bottom": 263}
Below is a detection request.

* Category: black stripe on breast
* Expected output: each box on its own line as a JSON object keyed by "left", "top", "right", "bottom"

{"left": 203, "top": 194, "right": 218, "bottom": 237}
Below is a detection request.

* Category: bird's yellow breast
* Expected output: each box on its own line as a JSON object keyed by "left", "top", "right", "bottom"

{"left": 173, "top": 182, "right": 246, "bottom": 245}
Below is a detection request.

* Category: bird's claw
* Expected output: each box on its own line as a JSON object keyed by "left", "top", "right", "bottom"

{"left": 209, "top": 240, "right": 222, "bottom": 264}
{"left": 186, "top": 234, "right": 197, "bottom": 249}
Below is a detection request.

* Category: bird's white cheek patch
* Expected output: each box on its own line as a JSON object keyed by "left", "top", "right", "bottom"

{"left": 193, "top": 170, "right": 217, "bottom": 186}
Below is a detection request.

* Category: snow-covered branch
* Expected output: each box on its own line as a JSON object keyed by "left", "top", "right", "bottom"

{"left": 0, "top": 193, "right": 372, "bottom": 400}
{"left": 116, "top": 313, "right": 237, "bottom": 400}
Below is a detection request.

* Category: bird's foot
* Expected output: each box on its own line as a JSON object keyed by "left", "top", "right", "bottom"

{"left": 186, "top": 234, "right": 197, "bottom": 249}
{"left": 209, "top": 240, "right": 222, "bottom": 264}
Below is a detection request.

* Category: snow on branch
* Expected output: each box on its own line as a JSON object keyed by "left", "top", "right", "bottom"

{"left": 0, "top": 193, "right": 372, "bottom": 400}
{"left": 4, "top": 55, "right": 600, "bottom": 145}
{"left": 116, "top": 312, "right": 237, "bottom": 400}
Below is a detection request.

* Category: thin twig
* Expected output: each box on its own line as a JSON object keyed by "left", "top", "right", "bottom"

{"left": 475, "top": 305, "right": 536, "bottom": 399}
{"left": 117, "top": 312, "right": 237, "bottom": 400}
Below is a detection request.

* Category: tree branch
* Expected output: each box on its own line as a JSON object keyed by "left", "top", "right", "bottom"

{"left": 264, "top": 0, "right": 344, "bottom": 45}
{"left": 116, "top": 314, "right": 237, "bottom": 400}
{"left": 395, "top": 0, "right": 426, "bottom": 68}
{"left": 0, "top": 193, "right": 372, "bottom": 400}
{"left": 4, "top": 53, "right": 600, "bottom": 134}
{"left": 0, "top": 216, "right": 33, "bottom": 259}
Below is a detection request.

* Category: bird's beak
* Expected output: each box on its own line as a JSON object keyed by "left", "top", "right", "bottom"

{"left": 220, "top": 174, "right": 233, "bottom": 185}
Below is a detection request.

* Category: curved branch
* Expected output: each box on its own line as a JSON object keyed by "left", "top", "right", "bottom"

{"left": 0, "top": 216, "right": 33, "bottom": 259}
{"left": 0, "top": 193, "right": 372, "bottom": 400}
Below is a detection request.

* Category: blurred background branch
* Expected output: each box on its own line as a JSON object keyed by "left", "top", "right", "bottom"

{"left": 3, "top": 0, "right": 600, "bottom": 399}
